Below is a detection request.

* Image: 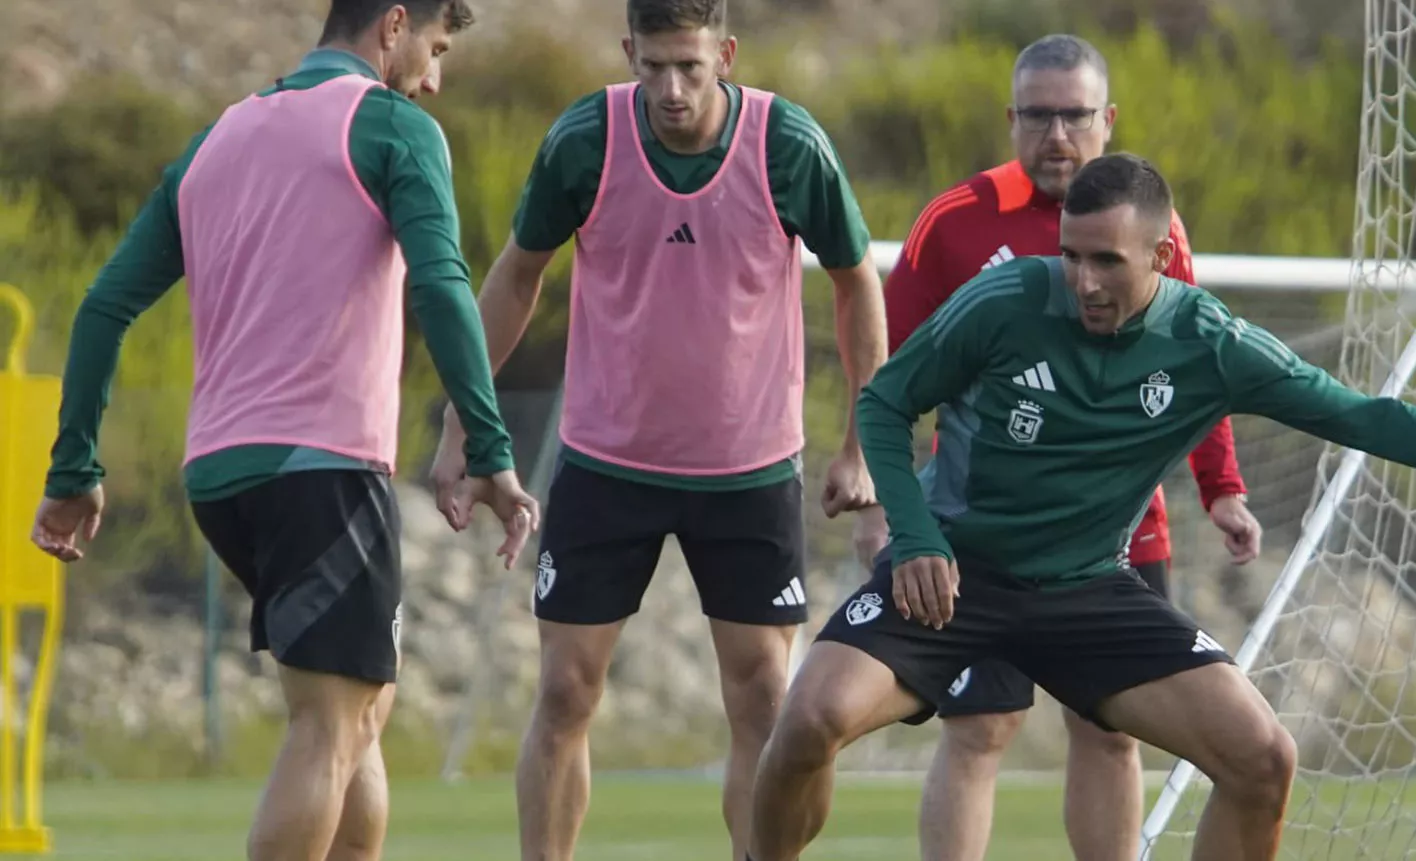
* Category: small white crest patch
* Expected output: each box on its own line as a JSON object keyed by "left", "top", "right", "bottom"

{"left": 1007, "top": 400, "right": 1044, "bottom": 445}
{"left": 535, "top": 551, "right": 557, "bottom": 600}
{"left": 1140, "top": 370, "right": 1174, "bottom": 418}
{"left": 845, "top": 592, "right": 884, "bottom": 626}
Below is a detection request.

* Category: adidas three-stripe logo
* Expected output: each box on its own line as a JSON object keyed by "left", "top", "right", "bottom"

{"left": 666, "top": 222, "right": 697, "bottom": 244}
{"left": 981, "top": 244, "right": 1015, "bottom": 270}
{"left": 1012, "top": 360, "right": 1057, "bottom": 392}
{"left": 1192, "top": 630, "right": 1224, "bottom": 653}
{"left": 772, "top": 577, "right": 806, "bottom": 607}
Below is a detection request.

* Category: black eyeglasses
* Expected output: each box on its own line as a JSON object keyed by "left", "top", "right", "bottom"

{"left": 1013, "top": 106, "right": 1103, "bottom": 132}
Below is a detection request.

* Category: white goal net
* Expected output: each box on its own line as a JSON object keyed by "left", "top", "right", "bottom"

{"left": 1140, "top": 0, "right": 1416, "bottom": 857}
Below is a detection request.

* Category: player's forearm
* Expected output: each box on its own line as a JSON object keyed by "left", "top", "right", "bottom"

{"left": 1187, "top": 416, "right": 1247, "bottom": 510}
{"left": 409, "top": 279, "right": 514, "bottom": 476}
{"left": 857, "top": 386, "right": 953, "bottom": 565}
{"left": 45, "top": 299, "right": 128, "bottom": 498}
{"left": 437, "top": 243, "right": 548, "bottom": 455}
{"left": 46, "top": 193, "right": 184, "bottom": 498}
{"left": 829, "top": 256, "right": 888, "bottom": 456}
{"left": 1298, "top": 396, "right": 1416, "bottom": 466}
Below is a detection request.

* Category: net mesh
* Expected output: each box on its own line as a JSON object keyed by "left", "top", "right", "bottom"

{"left": 1141, "top": 0, "right": 1416, "bottom": 856}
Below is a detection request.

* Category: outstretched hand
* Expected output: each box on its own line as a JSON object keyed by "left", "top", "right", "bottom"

{"left": 31, "top": 486, "right": 105, "bottom": 562}
{"left": 1209, "top": 494, "right": 1262, "bottom": 565}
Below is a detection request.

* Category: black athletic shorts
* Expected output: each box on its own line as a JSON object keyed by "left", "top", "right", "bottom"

{"left": 816, "top": 553, "right": 1227, "bottom": 731}
{"left": 191, "top": 469, "right": 402, "bottom": 684}
{"left": 935, "top": 559, "right": 1171, "bottom": 718}
{"left": 533, "top": 459, "right": 807, "bottom": 626}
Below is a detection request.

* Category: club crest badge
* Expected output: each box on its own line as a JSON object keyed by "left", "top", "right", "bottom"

{"left": 1140, "top": 370, "right": 1174, "bottom": 418}
{"left": 1007, "top": 400, "right": 1044, "bottom": 445}
{"left": 845, "top": 592, "right": 884, "bottom": 626}
{"left": 536, "top": 551, "right": 557, "bottom": 600}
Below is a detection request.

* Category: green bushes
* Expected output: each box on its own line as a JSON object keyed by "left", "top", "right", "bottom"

{"left": 0, "top": 16, "right": 1363, "bottom": 588}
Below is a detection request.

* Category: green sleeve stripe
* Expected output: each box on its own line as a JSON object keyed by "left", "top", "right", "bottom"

{"left": 1195, "top": 303, "right": 1229, "bottom": 337}
{"left": 542, "top": 106, "right": 602, "bottom": 157}
{"left": 1234, "top": 319, "right": 1301, "bottom": 370}
{"left": 927, "top": 273, "right": 1025, "bottom": 345}
{"left": 777, "top": 115, "right": 842, "bottom": 174}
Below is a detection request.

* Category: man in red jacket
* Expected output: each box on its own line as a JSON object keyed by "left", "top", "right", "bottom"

{"left": 860, "top": 34, "right": 1264, "bottom": 861}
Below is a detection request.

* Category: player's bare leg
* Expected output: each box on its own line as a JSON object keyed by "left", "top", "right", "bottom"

{"left": 1060, "top": 707, "right": 1142, "bottom": 861}
{"left": 325, "top": 682, "right": 398, "bottom": 861}
{"left": 748, "top": 641, "right": 926, "bottom": 861}
{"left": 248, "top": 665, "right": 384, "bottom": 861}
{"left": 709, "top": 620, "right": 796, "bottom": 861}
{"left": 1096, "top": 663, "right": 1297, "bottom": 860}
{"left": 516, "top": 620, "right": 625, "bottom": 861}
{"left": 918, "top": 711, "right": 1026, "bottom": 861}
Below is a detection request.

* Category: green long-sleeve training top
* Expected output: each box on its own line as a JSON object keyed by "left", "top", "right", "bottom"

{"left": 861, "top": 255, "right": 1416, "bottom": 584}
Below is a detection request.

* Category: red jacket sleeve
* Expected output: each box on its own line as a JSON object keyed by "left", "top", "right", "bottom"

{"left": 1167, "top": 211, "right": 1248, "bottom": 509}
{"left": 884, "top": 186, "right": 978, "bottom": 353}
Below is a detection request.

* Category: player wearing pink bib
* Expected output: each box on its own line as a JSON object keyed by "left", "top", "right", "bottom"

{"left": 30, "top": 2, "right": 539, "bottom": 859}
{"left": 429, "top": 2, "right": 887, "bottom": 858}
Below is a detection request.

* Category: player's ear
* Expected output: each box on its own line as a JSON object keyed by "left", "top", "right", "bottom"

{"left": 1153, "top": 235, "right": 1176, "bottom": 274}
{"left": 622, "top": 35, "right": 636, "bottom": 70}
{"left": 718, "top": 35, "right": 737, "bottom": 76}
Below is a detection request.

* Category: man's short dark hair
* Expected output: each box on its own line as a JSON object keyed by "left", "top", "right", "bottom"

{"left": 627, "top": 0, "right": 727, "bottom": 35}
{"left": 1063, "top": 154, "right": 1174, "bottom": 238}
{"left": 319, "top": 0, "right": 474, "bottom": 44}
{"left": 1013, "top": 34, "right": 1109, "bottom": 91}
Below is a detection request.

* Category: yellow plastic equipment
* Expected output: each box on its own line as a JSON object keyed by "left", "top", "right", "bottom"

{"left": 0, "top": 284, "right": 62, "bottom": 854}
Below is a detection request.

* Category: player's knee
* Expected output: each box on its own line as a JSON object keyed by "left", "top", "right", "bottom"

{"left": 1211, "top": 716, "right": 1297, "bottom": 811}
{"left": 1064, "top": 709, "right": 1138, "bottom": 760}
{"left": 771, "top": 690, "right": 856, "bottom": 771}
{"left": 720, "top": 651, "right": 790, "bottom": 738}
{"left": 533, "top": 662, "right": 607, "bottom": 735}
{"left": 944, "top": 711, "right": 1025, "bottom": 761}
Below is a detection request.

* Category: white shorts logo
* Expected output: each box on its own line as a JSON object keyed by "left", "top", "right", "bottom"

{"left": 1192, "top": 630, "right": 1224, "bottom": 653}
{"left": 536, "top": 552, "right": 557, "bottom": 600}
{"left": 845, "top": 592, "right": 884, "bottom": 626}
{"left": 391, "top": 602, "right": 404, "bottom": 657}
{"left": 948, "top": 666, "right": 972, "bottom": 698}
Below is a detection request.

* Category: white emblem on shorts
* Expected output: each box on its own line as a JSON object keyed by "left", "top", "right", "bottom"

{"left": 1140, "top": 370, "right": 1174, "bottom": 418}
{"left": 948, "top": 666, "right": 972, "bottom": 697}
{"left": 536, "top": 552, "right": 557, "bottom": 600}
{"left": 1007, "top": 400, "right": 1044, "bottom": 445}
{"left": 845, "top": 592, "right": 884, "bottom": 626}
{"left": 391, "top": 602, "right": 403, "bottom": 656}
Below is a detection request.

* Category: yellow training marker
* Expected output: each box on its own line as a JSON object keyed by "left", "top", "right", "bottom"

{"left": 0, "top": 284, "right": 62, "bottom": 854}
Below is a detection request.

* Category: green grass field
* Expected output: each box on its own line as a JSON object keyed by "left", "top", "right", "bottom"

{"left": 5, "top": 774, "right": 1076, "bottom": 860}
{"left": 5, "top": 773, "right": 1414, "bottom": 859}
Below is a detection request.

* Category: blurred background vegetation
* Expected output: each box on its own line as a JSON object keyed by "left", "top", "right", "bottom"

{"left": 0, "top": 0, "right": 1365, "bottom": 595}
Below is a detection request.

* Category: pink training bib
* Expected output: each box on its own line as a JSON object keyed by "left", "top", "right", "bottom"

{"left": 560, "top": 82, "right": 805, "bottom": 475}
{"left": 178, "top": 74, "right": 408, "bottom": 471}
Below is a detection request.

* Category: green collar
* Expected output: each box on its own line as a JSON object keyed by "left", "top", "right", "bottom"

{"left": 634, "top": 81, "right": 741, "bottom": 154}
{"left": 296, "top": 48, "right": 381, "bottom": 82}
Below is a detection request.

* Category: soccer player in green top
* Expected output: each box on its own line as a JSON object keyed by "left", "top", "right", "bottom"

{"left": 747, "top": 153, "right": 1416, "bottom": 861}
{"left": 29, "top": 2, "right": 537, "bottom": 859}
{"left": 429, "top": 1, "right": 887, "bottom": 858}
